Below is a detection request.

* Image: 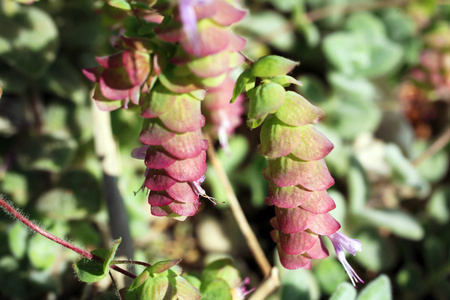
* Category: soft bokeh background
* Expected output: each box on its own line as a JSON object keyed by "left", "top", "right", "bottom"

{"left": 0, "top": 0, "right": 449, "bottom": 299}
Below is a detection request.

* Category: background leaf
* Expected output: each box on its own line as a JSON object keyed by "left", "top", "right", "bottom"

{"left": 0, "top": 6, "right": 58, "bottom": 79}
{"left": 357, "top": 274, "right": 392, "bottom": 300}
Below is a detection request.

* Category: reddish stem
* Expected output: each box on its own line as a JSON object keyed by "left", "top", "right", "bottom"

{"left": 112, "top": 259, "right": 151, "bottom": 267}
{"left": 111, "top": 265, "right": 137, "bottom": 279}
{"left": 0, "top": 195, "right": 136, "bottom": 279}
{"left": 0, "top": 196, "right": 93, "bottom": 259}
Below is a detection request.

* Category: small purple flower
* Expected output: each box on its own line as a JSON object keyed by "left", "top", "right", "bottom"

{"left": 232, "top": 277, "right": 255, "bottom": 299}
{"left": 327, "top": 231, "right": 364, "bottom": 287}
{"left": 178, "top": 0, "right": 212, "bottom": 56}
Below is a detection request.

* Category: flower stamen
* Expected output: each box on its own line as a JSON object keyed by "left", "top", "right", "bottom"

{"left": 328, "top": 231, "right": 364, "bottom": 287}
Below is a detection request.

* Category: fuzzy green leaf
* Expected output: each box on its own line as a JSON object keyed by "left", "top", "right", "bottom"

{"left": 329, "top": 282, "right": 357, "bottom": 300}
{"left": 201, "top": 278, "right": 232, "bottom": 300}
{"left": 8, "top": 221, "right": 28, "bottom": 259}
{"left": 231, "top": 69, "right": 253, "bottom": 103}
{"left": 74, "top": 249, "right": 109, "bottom": 283}
{"left": 427, "top": 187, "right": 450, "bottom": 224}
{"left": 129, "top": 270, "right": 150, "bottom": 291}
{"left": 16, "top": 133, "right": 77, "bottom": 172}
{"left": 265, "top": 75, "right": 302, "bottom": 87}
{"left": 348, "top": 157, "right": 368, "bottom": 213}
{"left": 357, "top": 275, "right": 392, "bottom": 300}
{"left": 104, "top": 238, "right": 121, "bottom": 271}
{"left": 315, "top": 259, "right": 348, "bottom": 294}
{"left": 108, "top": 0, "right": 131, "bottom": 10}
{"left": 28, "top": 222, "right": 68, "bottom": 270}
{"left": 357, "top": 209, "right": 424, "bottom": 241}
{"left": 74, "top": 238, "right": 121, "bottom": 283}
{"left": 35, "top": 170, "right": 101, "bottom": 221}
{"left": 251, "top": 55, "right": 299, "bottom": 78}
{"left": 171, "top": 276, "right": 202, "bottom": 299}
{"left": 354, "top": 229, "right": 397, "bottom": 272}
{"left": 201, "top": 259, "right": 240, "bottom": 289}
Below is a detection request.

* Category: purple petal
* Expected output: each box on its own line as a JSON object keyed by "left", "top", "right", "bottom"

{"left": 179, "top": 0, "right": 202, "bottom": 56}
{"left": 131, "top": 145, "right": 149, "bottom": 159}
{"left": 328, "top": 231, "right": 364, "bottom": 287}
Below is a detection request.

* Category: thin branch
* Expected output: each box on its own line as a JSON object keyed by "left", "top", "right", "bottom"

{"left": 110, "top": 265, "right": 137, "bottom": 279}
{"left": 205, "top": 134, "right": 272, "bottom": 278}
{"left": 412, "top": 126, "right": 450, "bottom": 167}
{"left": 248, "top": 267, "right": 280, "bottom": 300}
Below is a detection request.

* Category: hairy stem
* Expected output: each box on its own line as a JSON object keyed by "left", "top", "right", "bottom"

{"left": 0, "top": 195, "right": 136, "bottom": 279}
{"left": 110, "top": 265, "right": 137, "bottom": 279}
{"left": 0, "top": 195, "right": 93, "bottom": 259}
{"left": 205, "top": 135, "right": 272, "bottom": 277}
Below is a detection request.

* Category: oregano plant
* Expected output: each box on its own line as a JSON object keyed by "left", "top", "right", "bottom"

{"left": 7, "top": 0, "right": 450, "bottom": 299}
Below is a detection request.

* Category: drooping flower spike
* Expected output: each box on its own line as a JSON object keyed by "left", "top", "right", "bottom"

{"left": 233, "top": 55, "right": 364, "bottom": 286}
{"left": 132, "top": 0, "right": 246, "bottom": 218}
{"left": 328, "top": 231, "right": 364, "bottom": 287}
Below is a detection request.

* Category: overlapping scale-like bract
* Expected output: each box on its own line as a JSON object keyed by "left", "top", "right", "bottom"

{"left": 85, "top": 0, "right": 246, "bottom": 219}
{"left": 263, "top": 105, "right": 340, "bottom": 268}
{"left": 242, "top": 56, "right": 341, "bottom": 269}
{"left": 155, "top": 0, "right": 247, "bottom": 153}
{"left": 138, "top": 97, "right": 209, "bottom": 217}
{"left": 136, "top": 0, "right": 246, "bottom": 217}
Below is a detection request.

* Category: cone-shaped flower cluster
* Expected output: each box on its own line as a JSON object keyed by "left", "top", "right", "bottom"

{"left": 136, "top": 0, "right": 246, "bottom": 218}
{"left": 263, "top": 101, "right": 340, "bottom": 269}
{"left": 235, "top": 56, "right": 360, "bottom": 273}
{"left": 155, "top": 0, "right": 247, "bottom": 152}
{"left": 84, "top": 0, "right": 246, "bottom": 219}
